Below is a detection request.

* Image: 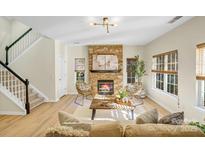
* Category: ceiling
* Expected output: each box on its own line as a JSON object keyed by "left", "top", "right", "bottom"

{"left": 8, "top": 16, "right": 193, "bottom": 46}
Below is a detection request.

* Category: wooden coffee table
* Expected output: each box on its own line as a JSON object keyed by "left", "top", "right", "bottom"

{"left": 89, "top": 98, "right": 135, "bottom": 120}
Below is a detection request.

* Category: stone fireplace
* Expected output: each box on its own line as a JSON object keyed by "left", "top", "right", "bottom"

{"left": 88, "top": 45, "right": 123, "bottom": 96}
{"left": 98, "top": 80, "right": 114, "bottom": 95}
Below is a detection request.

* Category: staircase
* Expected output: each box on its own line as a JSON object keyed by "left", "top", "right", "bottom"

{"left": 0, "top": 28, "right": 45, "bottom": 114}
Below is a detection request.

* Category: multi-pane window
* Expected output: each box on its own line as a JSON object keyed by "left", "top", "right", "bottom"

{"left": 196, "top": 43, "right": 205, "bottom": 107}
{"left": 127, "top": 58, "right": 136, "bottom": 83}
{"left": 156, "top": 73, "right": 164, "bottom": 90}
{"left": 168, "top": 52, "right": 178, "bottom": 71}
{"left": 167, "top": 74, "right": 178, "bottom": 95}
{"left": 152, "top": 50, "right": 178, "bottom": 96}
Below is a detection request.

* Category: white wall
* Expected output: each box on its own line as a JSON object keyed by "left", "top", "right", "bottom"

{"left": 0, "top": 17, "right": 11, "bottom": 62}
{"left": 0, "top": 92, "right": 25, "bottom": 115}
{"left": 144, "top": 17, "right": 205, "bottom": 122}
{"left": 10, "top": 20, "right": 29, "bottom": 43}
{"left": 55, "top": 40, "right": 68, "bottom": 98}
{"left": 10, "top": 37, "right": 57, "bottom": 101}
{"left": 67, "top": 46, "right": 88, "bottom": 94}
{"left": 123, "top": 45, "right": 144, "bottom": 87}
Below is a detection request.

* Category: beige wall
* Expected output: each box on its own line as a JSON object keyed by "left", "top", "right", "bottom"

{"left": 0, "top": 92, "right": 25, "bottom": 115}
{"left": 123, "top": 45, "right": 144, "bottom": 86}
{"left": 67, "top": 46, "right": 88, "bottom": 94}
{"left": 55, "top": 40, "right": 68, "bottom": 98}
{"left": 66, "top": 45, "right": 144, "bottom": 94}
{"left": 10, "top": 20, "right": 29, "bottom": 43}
{"left": 144, "top": 17, "right": 205, "bottom": 122}
{"left": 0, "top": 17, "right": 11, "bottom": 62}
{"left": 10, "top": 37, "right": 57, "bottom": 101}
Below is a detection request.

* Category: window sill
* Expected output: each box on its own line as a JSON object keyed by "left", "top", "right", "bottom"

{"left": 151, "top": 87, "right": 178, "bottom": 100}
{"left": 195, "top": 106, "right": 205, "bottom": 112}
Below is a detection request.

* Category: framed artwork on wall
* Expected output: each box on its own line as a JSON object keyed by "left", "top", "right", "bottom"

{"left": 92, "top": 54, "right": 118, "bottom": 70}
{"left": 75, "top": 58, "right": 85, "bottom": 72}
{"left": 76, "top": 72, "right": 85, "bottom": 82}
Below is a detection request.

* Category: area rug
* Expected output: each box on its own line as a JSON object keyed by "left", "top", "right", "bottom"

{"left": 72, "top": 98, "right": 147, "bottom": 125}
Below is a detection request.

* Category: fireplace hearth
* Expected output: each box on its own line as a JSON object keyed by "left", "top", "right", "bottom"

{"left": 97, "top": 80, "right": 114, "bottom": 95}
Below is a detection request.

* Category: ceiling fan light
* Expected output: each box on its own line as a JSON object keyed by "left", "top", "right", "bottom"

{"left": 90, "top": 17, "right": 117, "bottom": 33}
{"left": 103, "top": 17, "right": 109, "bottom": 24}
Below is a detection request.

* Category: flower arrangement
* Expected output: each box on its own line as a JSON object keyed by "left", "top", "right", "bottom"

{"left": 116, "top": 89, "right": 129, "bottom": 103}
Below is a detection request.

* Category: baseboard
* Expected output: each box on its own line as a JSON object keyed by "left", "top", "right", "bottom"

{"left": 0, "top": 110, "right": 26, "bottom": 115}
{"left": 44, "top": 98, "right": 59, "bottom": 103}
{"left": 147, "top": 94, "right": 174, "bottom": 113}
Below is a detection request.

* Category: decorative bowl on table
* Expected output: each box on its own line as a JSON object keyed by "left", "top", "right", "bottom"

{"left": 115, "top": 98, "right": 132, "bottom": 106}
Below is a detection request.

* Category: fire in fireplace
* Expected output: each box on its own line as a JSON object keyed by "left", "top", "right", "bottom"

{"left": 97, "top": 80, "right": 114, "bottom": 95}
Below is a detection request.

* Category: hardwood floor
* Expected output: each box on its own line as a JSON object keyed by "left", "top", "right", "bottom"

{"left": 0, "top": 95, "right": 169, "bottom": 137}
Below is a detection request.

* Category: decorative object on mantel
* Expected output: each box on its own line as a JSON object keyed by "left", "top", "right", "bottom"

{"left": 75, "top": 58, "right": 85, "bottom": 72}
{"left": 89, "top": 17, "right": 118, "bottom": 34}
{"left": 90, "top": 69, "right": 121, "bottom": 73}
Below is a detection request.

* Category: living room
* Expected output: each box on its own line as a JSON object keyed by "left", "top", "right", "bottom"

{"left": 1, "top": 0, "right": 205, "bottom": 154}
{"left": 1, "top": 15, "right": 205, "bottom": 138}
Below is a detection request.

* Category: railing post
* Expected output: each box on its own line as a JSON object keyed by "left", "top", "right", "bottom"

{"left": 25, "top": 79, "right": 30, "bottom": 114}
{"left": 5, "top": 46, "right": 9, "bottom": 65}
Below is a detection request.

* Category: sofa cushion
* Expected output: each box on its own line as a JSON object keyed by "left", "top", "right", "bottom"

{"left": 90, "top": 122, "right": 123, "bottom": 137}
{"left": 124, "top": 124, "right": 205, "bottom": 137}
{"left": 58, "top": 111, "right": 79, "bottom": 125}
{"left": 45, "top": 126, "right": 89, "bottom": 137}
{"left": 136, "top": 109, "right": 158, "bottom": 124}
{"left": 62, "top": 122, "right": 91, "bottom": 131}
{"left": 159, "top": 112, "right": 184, "bottom": 125}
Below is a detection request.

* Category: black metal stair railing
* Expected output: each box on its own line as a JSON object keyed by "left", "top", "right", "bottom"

{"left": 4, "top": 28, "right": 42, "bottom": 65}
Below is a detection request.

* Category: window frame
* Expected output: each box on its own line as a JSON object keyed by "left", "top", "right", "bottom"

{"left": 126, "top": 58, "right": 137, "bottom": 84}
{"left": 152, "top": 50, "right": 178, "bottom": 97}
{"left": 196, "top": 43, "right": 205, "bottom": 108}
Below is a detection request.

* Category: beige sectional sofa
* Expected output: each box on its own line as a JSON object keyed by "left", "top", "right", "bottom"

{"left": 45, "top": 111, "right": 205, "bottom": 137}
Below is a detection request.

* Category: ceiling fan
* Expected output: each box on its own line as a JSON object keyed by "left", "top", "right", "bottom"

{"left": 90, "top": 17, "right": 118, "bottom": 34}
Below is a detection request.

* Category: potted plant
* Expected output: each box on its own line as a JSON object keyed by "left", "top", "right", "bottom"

{"left": 130, "top": 55, "right": 146, "bottom": 99}
{"left": 133, "top": 55, "right": 146, "bottom": 85}
{"left": 189, "top": 121, "right": 205, "bottom": 134}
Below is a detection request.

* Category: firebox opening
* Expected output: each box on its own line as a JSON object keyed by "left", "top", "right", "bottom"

{"left": 97, "top": 80, "right": 114, "bottom": 95}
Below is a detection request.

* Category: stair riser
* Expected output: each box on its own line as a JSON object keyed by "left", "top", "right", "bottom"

{"left": 29, "top": 94, "right": 39, "bottom": 101}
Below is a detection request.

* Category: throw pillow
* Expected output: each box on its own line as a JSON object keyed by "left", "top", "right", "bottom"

{"left": 158, "top": 112, "right": 184, "bottom": 125}
{"left": 136, "top": 108, "right": 158, "bottom": 124}
{"left": 45, "top": 126, "right": 89, "bottom": 137}
{"left": 58, "top": 111, "right": 79, "bottom": 125}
